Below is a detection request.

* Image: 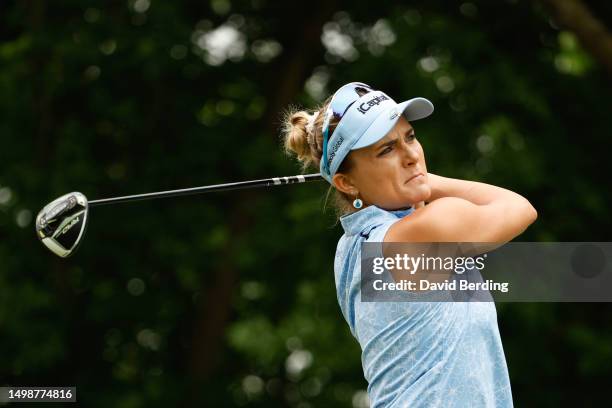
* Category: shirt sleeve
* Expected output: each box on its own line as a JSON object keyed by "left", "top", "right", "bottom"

{"left": 361, "top": 219, "right": 399, "bottom": 262}
{"left": 366, "top": 219, "right": 398, "bottom": 243}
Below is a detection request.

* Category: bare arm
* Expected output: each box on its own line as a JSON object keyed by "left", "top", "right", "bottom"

{"left": 427, "top": 173, "right": 532, "bottom": 206}
{"left": 387, "top": 173, "right": 537, "bottom": 243}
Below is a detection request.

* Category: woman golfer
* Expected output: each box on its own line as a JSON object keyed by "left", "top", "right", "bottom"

{"left": 282, "top": 82, "right": 536, "bottom": 407}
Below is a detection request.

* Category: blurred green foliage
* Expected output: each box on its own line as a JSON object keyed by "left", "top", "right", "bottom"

{"left": 1, "top": 0, "right": 611, "bottom": 407}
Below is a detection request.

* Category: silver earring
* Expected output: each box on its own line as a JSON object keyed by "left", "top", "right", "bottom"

{"left": 353, "top": 196, "right": 363, "bottom": 209}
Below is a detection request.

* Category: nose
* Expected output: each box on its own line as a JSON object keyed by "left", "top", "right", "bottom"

{"left": 400, "top": 140, "right": 419, "bottom": 167}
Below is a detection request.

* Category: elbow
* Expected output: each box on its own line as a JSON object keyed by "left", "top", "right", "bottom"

{"left": 505, "top": 200, "right": 537, "bottom": 241}
{"left": 530, "top": 205, "right": 538, "bottom": 224}
{"left": 523, "top": 199, "right": 538, "bottom": 226}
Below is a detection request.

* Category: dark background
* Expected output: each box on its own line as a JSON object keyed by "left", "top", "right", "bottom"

{"left": 1, "top": 0, "right": 611, "bottom": 406}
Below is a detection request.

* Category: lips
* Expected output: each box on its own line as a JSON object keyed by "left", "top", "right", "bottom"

{"left": 406, "top": 173, "right": 424, "bottom": 183}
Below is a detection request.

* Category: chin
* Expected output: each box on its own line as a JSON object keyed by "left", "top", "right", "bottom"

{"left": 406, "top": 185, "right": 431, "bottom": 204}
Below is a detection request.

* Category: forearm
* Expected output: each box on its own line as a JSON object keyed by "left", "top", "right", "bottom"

{"left": 427, "top": 173, "right": 531, "bottom": 207}
{"left": 424, "top": 173, "right": 537, "bottom": 239}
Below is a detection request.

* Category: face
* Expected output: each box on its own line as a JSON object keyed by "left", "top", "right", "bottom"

{"left": 334, "top": 117, "right": 431, "bottom": 210}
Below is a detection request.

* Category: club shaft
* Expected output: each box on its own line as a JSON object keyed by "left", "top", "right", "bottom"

{"left": 88, "top": 173, "right": 324, "bottom": 207}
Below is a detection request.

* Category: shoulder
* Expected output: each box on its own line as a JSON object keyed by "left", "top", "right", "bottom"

{"left": 365, "top": 218, "right": 400, "bottom": 243}
{"left": 338, "top": 205, "right": 399, "bottom": 239}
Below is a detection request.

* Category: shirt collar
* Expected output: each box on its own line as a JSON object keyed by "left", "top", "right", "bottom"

{"left": 339, "top": 205, "right": 414, "bottom": 236}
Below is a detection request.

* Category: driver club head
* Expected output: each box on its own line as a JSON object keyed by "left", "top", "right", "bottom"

{"left": 35, "top": 192, "right": 89, "bottom": 257}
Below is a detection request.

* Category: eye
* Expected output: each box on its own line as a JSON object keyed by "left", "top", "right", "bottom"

{"left": 405, "top": 132, "right": 416, "bottom": 142}
{"left": 378, "top": 146, "right": 393, "bottom": 156}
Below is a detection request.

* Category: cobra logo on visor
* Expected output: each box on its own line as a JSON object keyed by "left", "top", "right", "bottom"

{"left": 389, "top": 108, "right": 399, "bottom": 120}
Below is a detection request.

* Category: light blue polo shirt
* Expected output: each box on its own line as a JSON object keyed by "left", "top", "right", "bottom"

{"left": 334, "top": 205, "right": 514, "bottom": 407}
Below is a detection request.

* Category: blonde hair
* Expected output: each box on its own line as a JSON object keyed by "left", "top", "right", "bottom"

{"left": 281, "top": 99, "right": 356, "bottom": 216}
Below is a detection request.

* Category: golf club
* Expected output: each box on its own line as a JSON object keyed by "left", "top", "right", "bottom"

{"left": 35, "top": 173, "right": 323, "bottom": 258}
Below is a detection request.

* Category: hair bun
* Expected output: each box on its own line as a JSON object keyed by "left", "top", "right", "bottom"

{"left": 283, "top": 110, "right": 321, "bottom": 170}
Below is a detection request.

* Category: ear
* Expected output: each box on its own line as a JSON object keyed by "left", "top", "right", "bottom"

{"left": 332, "top": 172, "right": 358, "bottom": 196}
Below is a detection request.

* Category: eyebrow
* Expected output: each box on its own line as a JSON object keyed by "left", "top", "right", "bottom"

{"left": 376, "top": 128, "right": 415, "bottom": 150}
